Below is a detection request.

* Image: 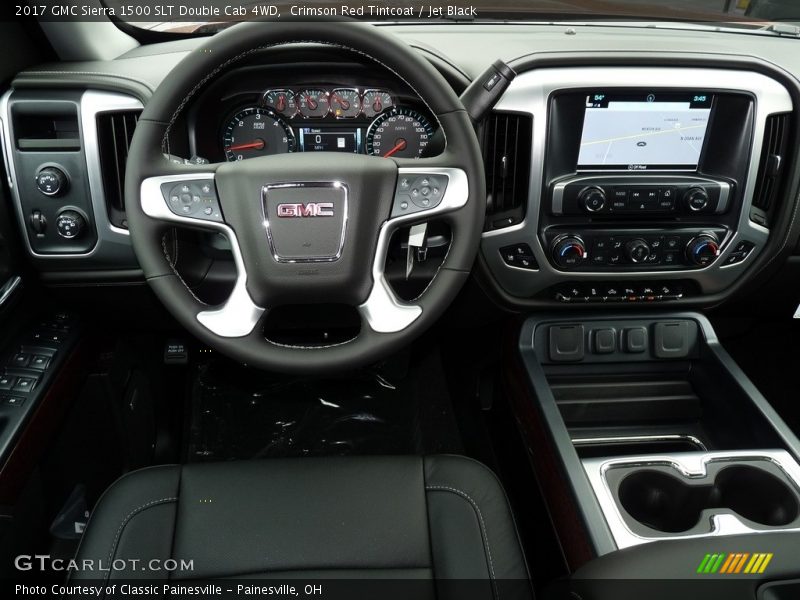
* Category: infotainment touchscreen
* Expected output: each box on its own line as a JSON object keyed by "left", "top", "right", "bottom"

{"left": 577, "top": 92, "right": 713, "bottom": 171}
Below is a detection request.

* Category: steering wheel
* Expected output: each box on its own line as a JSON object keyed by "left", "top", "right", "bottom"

{"left": 125, "top": 21, "right": 485, "bottom": 374}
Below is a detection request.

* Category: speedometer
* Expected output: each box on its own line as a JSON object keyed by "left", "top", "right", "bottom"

{"left": 222, "top": 107, "right": 295, "bottom": 161}
{"left": 365, "top": 108, "right": 434, "bottom": 158}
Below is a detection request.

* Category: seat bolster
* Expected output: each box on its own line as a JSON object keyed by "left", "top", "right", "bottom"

{"left": 424, "top": 455, "right": 532, "bottom": 588}
{"left": 70, "top": 465, "right": 181, "bottom": 582}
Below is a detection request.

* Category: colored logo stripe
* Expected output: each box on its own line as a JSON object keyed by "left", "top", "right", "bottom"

{"left": 697, "top": 553, "right": 773, "bottom": 574}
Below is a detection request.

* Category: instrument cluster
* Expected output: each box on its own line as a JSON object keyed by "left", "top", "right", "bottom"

{"left": 219, "top": 86, "right": 435, "bottom": 162}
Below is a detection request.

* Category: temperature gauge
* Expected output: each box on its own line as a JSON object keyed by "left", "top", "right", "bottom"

{"left": 262, "top": 89, "right": 298, "bottom": 118}
{"left": 362, "top": 89, "right": 393, "bottom": 117}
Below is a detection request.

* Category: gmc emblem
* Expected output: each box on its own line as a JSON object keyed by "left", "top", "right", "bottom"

{"left": 276, "top": 202, "right": 334, "bottom": 218}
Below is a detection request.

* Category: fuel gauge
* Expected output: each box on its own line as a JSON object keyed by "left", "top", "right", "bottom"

{"left": 262, "top": 89, "right": 297, "bottom": 118}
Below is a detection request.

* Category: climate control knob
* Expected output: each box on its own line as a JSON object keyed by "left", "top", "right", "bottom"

{"left": 55, "top": 210, "right": 86, "bottom": 239}
{"left": 684, "top": 187, "right": 710, "bottom": 212}
{"left": 578, "top": 186, "right": 607, "bottom": 213}
{"left": 625, "top": 239, "right": 652, "bottom": 264}
{"left": 685, "top": 235, "right": 720, "bottom": 267}
{"left": 552, "top": 236, "right": 587, "bottom": 269}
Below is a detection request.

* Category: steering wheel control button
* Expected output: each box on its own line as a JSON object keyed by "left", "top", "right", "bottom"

{"left": 55, "top": 210, "right": 86, "bottom": 239}
{"left": 262, "top": 181, "right": 347, "bottom": 262}
{"left": 549, "top": 325, "right": 585, "bottom": 362}
{"left": 35, "top": 166, "right": 69, "bottom": 196}
{"left": 500, "top": 244, "right": 538, "bottom": 270}
{"left": 624, "top": 327, "right": 648, "bottom": 353}
{"left": 391, "top": 174, "right": 448, "bottom": 217}
{"left": 162, "top": 180, "right": 223, "bottom": 222}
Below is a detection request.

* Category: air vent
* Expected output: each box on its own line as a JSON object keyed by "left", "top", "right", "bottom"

{"left": 482, "top": 112, "right": 532, "bottom": 230}
{"left": 751, "top": 113, "right": 791, "bottom": 227}
{"left": 97, "top": 110, "right": 141, "bottom": 229}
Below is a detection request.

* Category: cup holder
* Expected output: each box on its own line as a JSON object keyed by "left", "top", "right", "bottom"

{"left": 618, "top": 464, "right": 800, "bottom": 533}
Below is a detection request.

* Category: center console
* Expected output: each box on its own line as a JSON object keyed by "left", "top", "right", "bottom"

{"left": 483, "top": 67, "right": 794, "bottom": 305}
{"left": 513, "top": 313, "right": 800, "bottom": 558}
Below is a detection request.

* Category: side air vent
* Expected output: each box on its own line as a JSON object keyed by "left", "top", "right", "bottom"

{"left": 97, "top": 110, "right": 141, "bottom": 229}
{"left": 482, "top": 112, "right": 532, "bottom": 231}
{"left": 751, "top": 113, "right": 791, "bottom": 227}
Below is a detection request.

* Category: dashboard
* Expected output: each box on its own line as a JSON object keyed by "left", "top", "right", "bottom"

{"left": 2, "top": 24, "right": 800, "bottom": 312}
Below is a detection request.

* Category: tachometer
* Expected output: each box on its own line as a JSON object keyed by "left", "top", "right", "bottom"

{"left": 262, "top": 89, "right": 297, "bottom": 118}
{"left": 297, "top": 89, "right": 330, "bottom": 118}
{"left": 366, "top": 107, "right": 434, "bottom": 158}
{"left": 222, "top": 107, "right": 295, "bottom": 161}
{"left": 362, "top": 89, "right": 393, "bottom": 117}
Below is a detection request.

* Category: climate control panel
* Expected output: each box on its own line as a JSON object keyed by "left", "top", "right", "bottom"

{"left": 551, "top": 176, "right": 732, "bottom": 217}
{"left": 545, "top": 228, "right": 728, "bottom": 271}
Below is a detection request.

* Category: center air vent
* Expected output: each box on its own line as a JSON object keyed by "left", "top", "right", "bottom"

{"left": 482, "top": 112, "right": 532, "bottom": 231}
{"left": 97, "top": 110, "right": 141, "bottom": 229}
{"left": 751, "top": 112, "right": 791, "bottom": 228}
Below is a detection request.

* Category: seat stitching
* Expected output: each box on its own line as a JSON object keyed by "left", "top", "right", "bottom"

{"left": 102, "top": 497, "right": 178, "bottom": 586}
{"left": 425, "top": 484, "right": 499, "bottom": 600}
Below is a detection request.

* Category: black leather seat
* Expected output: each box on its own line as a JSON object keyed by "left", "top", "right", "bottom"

{"left": 72, "top": 455, "right": 532, "bottom": 598}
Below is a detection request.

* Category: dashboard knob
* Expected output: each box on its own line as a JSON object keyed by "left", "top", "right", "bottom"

{"left": 578, "top": 186, "right": 607, "bottom": 213}
{"left": 684, "top": 187, "right": 710, "bottom": 212}
{"left": 625, "top": 239, "right": 651, "bottom": 264}
{"left": 55, "top": 210, "right": 86, "bottom": 239}
{"left": 35, "top": 167, "right": 69, "bottom": 197}
{"left": 685, "top": 235, "right": 720, "bottom": 267}
{"left": 552, "top": 236, "right": 587, "bottom": 269}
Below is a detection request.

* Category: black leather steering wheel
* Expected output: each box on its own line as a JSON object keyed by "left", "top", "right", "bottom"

{"left": 125, "top": 21, "right": 485, "bottom": 374}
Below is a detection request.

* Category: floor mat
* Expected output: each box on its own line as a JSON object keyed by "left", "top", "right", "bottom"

{"left": 186, "top": 350, "right": 463, "bottom": 461}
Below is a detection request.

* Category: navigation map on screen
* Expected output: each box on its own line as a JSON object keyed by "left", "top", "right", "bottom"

{"left": 577, "top": 93, "right": 713, "bottom": 171}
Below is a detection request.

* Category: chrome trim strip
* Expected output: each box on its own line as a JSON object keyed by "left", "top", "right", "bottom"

{"left": 261, "top": 181, "right": 348, "bottom": 263}
{"left": 571, "top": 434, "right": 708, "bottom": 452}
{"left": 358, "top": 167, "right": 468, "bottom": 334}
{"left": 0, "top": 89, "right": 143, "bottom": 260}
{"left": 140, "top": 173, "right": 266, "bottom": 338}
{"left": 485, "top": 67, "right": 793, "bottom": 298}
{"left": 583, "top": 450, "right": 800, "bottom": 550}
{"left": 0, "top": 276, "right": 22, "bottom": 308}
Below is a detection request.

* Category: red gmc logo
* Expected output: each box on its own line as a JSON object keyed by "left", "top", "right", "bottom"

{"left": 276, "top": 202, "right": 335, "bottom": 218}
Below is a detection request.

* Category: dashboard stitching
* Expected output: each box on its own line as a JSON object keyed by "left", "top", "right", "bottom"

{"left": 160, "top": 39, "right": 446, "bottom": 154}
{"left": 17, "top": 71, "right": 155, "bottom": 94}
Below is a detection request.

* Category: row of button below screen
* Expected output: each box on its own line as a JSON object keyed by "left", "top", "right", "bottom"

{"left": 555, "top": 282, "right": 685, "bottom": 303}
{"left": 589, "top": 187, "right": 678, "bottom": 212}
{"left": 591, "top": 235, "right": 686, "bottom": 266}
